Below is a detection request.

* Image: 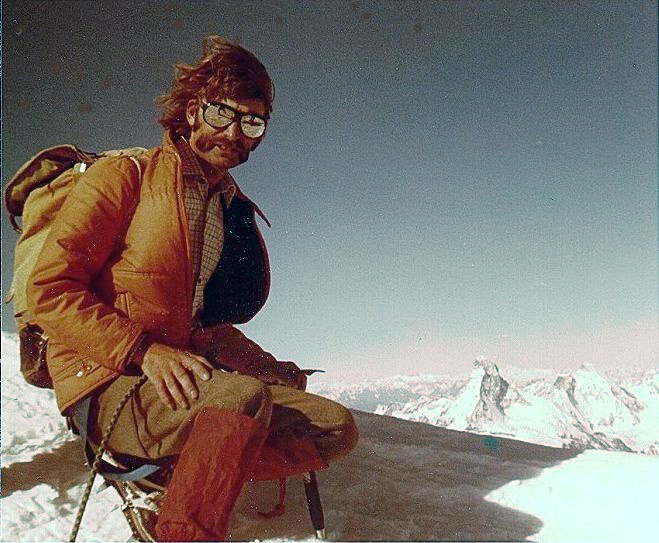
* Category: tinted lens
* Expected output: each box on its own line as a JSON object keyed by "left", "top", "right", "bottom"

{"left": 203, "top": 104, "right": 234, "bottom": 128}
{"left": 240, "top": 116, "right": 267, "bottom": 138}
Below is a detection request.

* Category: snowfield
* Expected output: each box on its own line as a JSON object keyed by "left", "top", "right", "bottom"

{"left": 2, "top": 331, "right": 658, "bottom": 541}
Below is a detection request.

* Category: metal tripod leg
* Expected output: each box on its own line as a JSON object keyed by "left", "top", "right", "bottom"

{"left": 303, "top": 471, "right": 326, "bottom": 539}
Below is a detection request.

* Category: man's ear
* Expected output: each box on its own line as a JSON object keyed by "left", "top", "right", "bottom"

{"left": 185, "top": 99, "right": 198, "bottom": 128}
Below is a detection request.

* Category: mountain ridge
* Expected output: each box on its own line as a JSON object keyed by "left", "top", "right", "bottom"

{"left": 310, "top": 358, "right": 659, "bottom": 455}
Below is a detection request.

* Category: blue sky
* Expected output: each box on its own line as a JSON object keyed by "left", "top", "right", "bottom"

{"left": 2, "top": 1, "right": 657, "bottom": 379}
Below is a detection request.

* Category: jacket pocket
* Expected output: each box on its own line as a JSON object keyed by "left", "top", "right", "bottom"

{"left": 113, "top": 269, "right": 176, "bottom": 329}
{"left": 118, "top": 290, "right": 171, "bottom": 330}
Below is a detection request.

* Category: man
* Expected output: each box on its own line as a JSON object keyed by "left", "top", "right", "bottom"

{"left": 27, "top": 36, "right": 358, "bottom": 541}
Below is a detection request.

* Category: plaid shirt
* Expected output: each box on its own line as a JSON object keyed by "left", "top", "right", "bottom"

{"left": 175, "top": 138, "right": 236, "bottom": 320}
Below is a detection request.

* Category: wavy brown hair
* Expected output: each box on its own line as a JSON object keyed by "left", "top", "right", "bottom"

{"left": 157, "top": 35, "right": 274, "bottom": 139}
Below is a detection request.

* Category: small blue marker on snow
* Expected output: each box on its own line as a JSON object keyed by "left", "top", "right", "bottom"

{"left": 483, "top": 435, "right": 500, "bottom": 452}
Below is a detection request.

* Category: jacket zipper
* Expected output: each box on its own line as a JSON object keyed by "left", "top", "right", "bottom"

{"left": 174, "top": 154, "right": 194, "bottom": 319}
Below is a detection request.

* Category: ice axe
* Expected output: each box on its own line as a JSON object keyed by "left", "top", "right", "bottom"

{"left": 300, "top": 368, "right": 325, "bottom": 376}
{"left": 299, "top": 370, "right": 325, "bottom": 539}
{"left": 303, "top": 470, "right": 326, "bottom": 539}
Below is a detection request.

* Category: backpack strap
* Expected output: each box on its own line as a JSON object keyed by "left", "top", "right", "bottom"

{"left": 127, "top": 156, "right": 143, "bottom": 179}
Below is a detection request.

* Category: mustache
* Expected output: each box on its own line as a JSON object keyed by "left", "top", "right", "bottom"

{"left": 196, "top": 133, "right": 246, "bottom": 154}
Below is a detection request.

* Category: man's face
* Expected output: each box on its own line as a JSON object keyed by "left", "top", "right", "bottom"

{"left": 185, "top": 96, "right": 267, "bottom": 172}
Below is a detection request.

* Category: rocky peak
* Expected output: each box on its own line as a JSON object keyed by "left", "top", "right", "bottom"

{"left": 470, "top": 358, "right": 509, "bottom": 425}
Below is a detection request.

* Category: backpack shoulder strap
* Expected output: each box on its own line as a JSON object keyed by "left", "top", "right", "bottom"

{"left": 101, "top": 147, "right": 148, "bottom": 191}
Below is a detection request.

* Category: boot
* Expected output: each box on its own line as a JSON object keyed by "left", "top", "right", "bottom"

{"left": 155, "top": 407, "right": 266, "bottom": 541}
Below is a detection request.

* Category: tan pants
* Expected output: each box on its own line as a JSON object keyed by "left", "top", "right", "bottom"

{"left": 89, "top": 370, "right": 358, "bottom": 463}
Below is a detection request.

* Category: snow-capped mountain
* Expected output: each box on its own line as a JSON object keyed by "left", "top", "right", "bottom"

{"left": 310, "top": 359, "right": 659, "bottom": 455}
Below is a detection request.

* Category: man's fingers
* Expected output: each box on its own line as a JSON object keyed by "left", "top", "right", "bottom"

{"left": 172, "top": 366, "right": 199, "bottom": 400}
{"left": 154, "top": 379, "right": 177, "bottom": 410}
{"left": 182, "top": 355, "right": 212, "bottom": 381}
{"left": 185, "top": 350, "right": 211, "bottom": 364}
{"left": 163, "top": 372, "right": 189, "bottom": 410}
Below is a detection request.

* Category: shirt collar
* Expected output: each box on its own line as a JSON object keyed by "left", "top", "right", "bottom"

{"left": 174, "top": 137, "right": 236, "bottom": 206}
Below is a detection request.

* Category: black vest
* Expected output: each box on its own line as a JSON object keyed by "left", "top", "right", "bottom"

{"left": 200, "top": 196, "right": 270, "bottom": 326}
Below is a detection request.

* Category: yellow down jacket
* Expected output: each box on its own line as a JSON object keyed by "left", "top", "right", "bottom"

{"left": 28, "top": 132, "right": 270, "bottom": 413}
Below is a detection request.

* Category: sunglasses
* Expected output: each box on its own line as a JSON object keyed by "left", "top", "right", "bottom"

{"left": 201, "top": 101, "right": 268, "bottom": 139}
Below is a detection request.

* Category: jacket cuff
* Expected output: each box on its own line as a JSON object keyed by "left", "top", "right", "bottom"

{"left": 125, "top": 333, "right": 153, "bottom": 373}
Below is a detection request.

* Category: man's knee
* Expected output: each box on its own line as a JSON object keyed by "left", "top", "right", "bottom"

{"left": 335, "top": 407, "right": 359, "bottom": 453}
{"left": 200, "top": 372, "right": 273, "bottom": 423}
{"left": 238, "top": 375, "right": 273, "bottom": 421}
{"left": 315, "top": 402, "right": 359, "bottom": 462}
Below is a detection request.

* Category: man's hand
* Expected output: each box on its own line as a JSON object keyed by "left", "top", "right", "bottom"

{"left": 258, "top": 360, "right": 307, "bottom": 391}
{"left": 140, "top": 343, "right": 213, "bottom": 410}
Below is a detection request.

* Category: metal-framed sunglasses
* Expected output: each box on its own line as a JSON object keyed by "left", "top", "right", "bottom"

{"left": 201, "top": 101, "right": 268, "bottom": 139}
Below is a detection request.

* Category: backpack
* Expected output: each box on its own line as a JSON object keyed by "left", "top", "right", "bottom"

{"left": 4, "top": 144, "right": 147, "bottom": 388}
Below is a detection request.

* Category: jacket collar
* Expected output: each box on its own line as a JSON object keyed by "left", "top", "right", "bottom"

{"left": 164, "top": 131, "right": 235, "bottom": 205}
{"left": 162, "top": 130, "right": 270, "bottom": 227}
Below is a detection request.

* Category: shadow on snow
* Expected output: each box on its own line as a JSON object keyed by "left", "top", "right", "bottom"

{"left": 1, "top": 410, "right": 580, "bottom": 541}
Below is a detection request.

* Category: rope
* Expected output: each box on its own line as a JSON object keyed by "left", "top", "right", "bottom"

{"left": 69, "top": 375, "right": 148, "bottom": 542}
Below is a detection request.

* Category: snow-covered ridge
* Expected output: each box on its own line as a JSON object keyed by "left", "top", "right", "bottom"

{"left": 310, "top": 357, "right": 659, "bottom": 455}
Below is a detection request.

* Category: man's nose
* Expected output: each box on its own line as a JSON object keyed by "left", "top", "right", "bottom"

{"left": 225, "top": 120, "right": 243, "bottom": 140}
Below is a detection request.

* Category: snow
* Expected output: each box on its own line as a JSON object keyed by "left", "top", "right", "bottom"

{"left": 486, "top": 451, "right": 659, "bottom": 543}
{"left": 2, "top": 331, "right": 658, "bottom": 542}
{"left": 569, "top": 367, "right": 638, "bottom": 431}
{"left": 1, "top": 333, "right": 72, "bottom": 466}
{"left": 445, "top": 364, "right": 487, "bottom": 431}
{"left": 314, "top": 358, "right": 659, "bottom": 454}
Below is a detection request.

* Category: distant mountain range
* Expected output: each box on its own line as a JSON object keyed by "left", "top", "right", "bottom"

{"left": 2, "top": 327, "right": 656, "bottom": 457}
{"left": 309, "top": 359, "right": 659, "bottom": 455}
